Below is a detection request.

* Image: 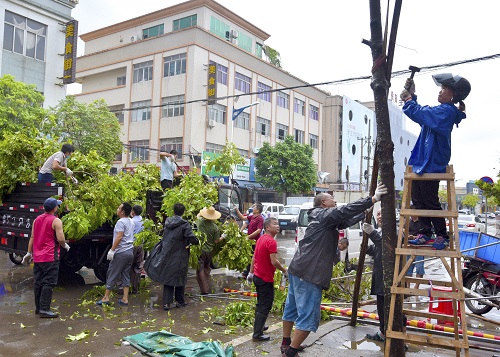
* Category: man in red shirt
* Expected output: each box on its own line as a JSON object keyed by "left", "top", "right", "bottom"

{"left": 23, "top": 197, "right": 70, "bottom": 318}
{"left": 248, "top": 217, "right": 287, "bottom": 341}
{"left": 235, "top": 202, "right": 264, "bottom": 278}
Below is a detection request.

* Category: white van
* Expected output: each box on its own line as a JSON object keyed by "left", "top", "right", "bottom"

{"left": 261, "top": 202, "right": 284, "bottom": 219}
{"left": 296, "top": 202, "right": 348, "bottom": 244}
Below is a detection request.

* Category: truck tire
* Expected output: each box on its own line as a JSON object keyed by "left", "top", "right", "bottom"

{"left": 93, "top": 261, "right": 109, "bottom": 283}
{"left": 9, "top": 252, "right": 23, "bottom": 265}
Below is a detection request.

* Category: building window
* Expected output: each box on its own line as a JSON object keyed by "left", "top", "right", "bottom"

{"left": 130, "top": 100, "right": 151, "bottom": 122}
{"left": 117, "top": 76, "right": 126, "bottom": 86}
{"left": 3, "top": 11, "right": 47, "bottom": 61}
{"left": 173, "top": 15, "right": 197, "bottom": 31}
{"left": 234, "top": 112, "right": 249, "bottom": 130}
{"left": 238, "top": 149, "right": 249, "bottom": 157}
{"left": 235, "top": 72, "right": 251, "bottom": 93}
{"left": 209, "top": 17, "right": 230, "bottom": 39}
{"left": 129, "top": 140, "right": 149, "bottom": 161}
{"left": 237, "top": 32, "right": 252, "bottom": 52}
{"left": 163, "top": 53, "right": 186, "bottom": 77}
{"left": 142, "top": 24, "right": 164, "bottom": 39}
{"left": 209, "top": 104, "right": 227, "bottom": 124}
{"left": 310, "top": 105, "right": 319, "bottom": 120}
{"left": 276, "top": 124, "right": 288, "bottom": 141}
{"left": 109, "top": 105, "right": 124, "bottom": 124}
{"left": 277, "top": 91, "right": 289, "bottom": 109}
{"left": 256, "top": 43, "right": 263, "bottom": 58}
{"left": 160, "top": 137, "right": 183, "bottom": 156}
{"left": 294, "top": 98, "right": 305, "bottom": 115}
{"left": 216, "top": 63, "right": 228, "bottom": 85}
{"left": 295, "top": 129, "right": 304, "bottom": 144}
{"left": 206, "top": 142, "right": 224, "bottom": 154}
{"left": 256, "top": 117, "right": 270, "bottom": 136}
{"left": 114, "top": 153, "right": 122, "bottom": 162}
{"left": 258, "top": 82, "right": 271, "bottom": 102}
{"left": 133, "top": 61, "right": 153, "bottom": 83}
{"left": 162, "top": 95, "right": 185, "bottom": 118}
{"left": 309, "top": 134, "right": 318, "bottom": 149}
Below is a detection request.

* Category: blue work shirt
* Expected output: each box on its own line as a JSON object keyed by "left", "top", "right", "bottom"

{"left": 403, "top": 99, "right": 466, "bottom": 174}
{"left": 160, "top": 157, "right": 176, "bottom": 181}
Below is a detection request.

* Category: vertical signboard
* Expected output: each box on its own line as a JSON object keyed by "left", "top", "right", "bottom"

{"left": 207, "top": 62, "right": 217, "bottom": 105}
{"left": 63, "top": 20, "right": 78, "bottom": 84}
{"left": 234, "top": 158, "right": 251, "bottom": 180}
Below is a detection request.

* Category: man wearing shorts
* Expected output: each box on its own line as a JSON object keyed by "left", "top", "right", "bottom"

{"left": 280, "top": 184, "right": 387, "bottom": 356}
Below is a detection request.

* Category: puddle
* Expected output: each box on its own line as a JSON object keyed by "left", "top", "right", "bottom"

{"left": 342, "top": 339, "right": 382, "bottom": 351}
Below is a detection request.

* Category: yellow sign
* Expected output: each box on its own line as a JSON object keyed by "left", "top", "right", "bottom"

{"left": 63, "top": 20, "right": 78, "bottom": 84}
{"left": 207, "top": 62, "right": 217, "bottom": 105}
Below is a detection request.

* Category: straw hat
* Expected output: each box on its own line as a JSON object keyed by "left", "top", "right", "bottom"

{"left": 199, "top": 206, "right": 221, "bottom": 220}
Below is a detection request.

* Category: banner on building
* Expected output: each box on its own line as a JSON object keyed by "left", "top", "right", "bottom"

{"left": 63, "top": 20, "right": 78, "bottom": 84}
{"left": 207, "top": 62, "right": 217, "bottom": 105}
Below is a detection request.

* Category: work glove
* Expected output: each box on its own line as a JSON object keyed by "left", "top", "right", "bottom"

{"left": 400, "top": 89, "right": 412, "bottom": 102}
{"left": 65, "top": 168, "right": 73, "bottom": 176}
{"left": 63, "top": 243, "right": 70, "bottom": 251}
{"left": 373, "top": 183, "right": 388, "bottom": 202}
{"left": 71, "top": 176, "right": 78, "bottom": 184}
{"left": 405, "top": 78, "right": 415, "bottom": 94}
{"left": 246, "top": 273, "right": 254, "bottom": 284}
{"left": 363, "top": 223, "right": 375, "bottom": 235}
{"left": 107, "top": 249, "right": 115, "bottom": 261}
{"left": 21, "top": 252, "right": 32, "bottom": 265}
{"left": 221, "top": 233, "right": 227, "bottom": 239}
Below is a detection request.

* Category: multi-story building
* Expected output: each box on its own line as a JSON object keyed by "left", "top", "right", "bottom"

{"left": 74, "top": 0, "right": 328, "bottom": 175}
{"left": 0, "top": 0, "right": 78, "bottom": 107}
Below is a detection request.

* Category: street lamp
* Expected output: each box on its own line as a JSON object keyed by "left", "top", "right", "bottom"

{"left": 231, "top": 102, "right": 259, "bottom": 142}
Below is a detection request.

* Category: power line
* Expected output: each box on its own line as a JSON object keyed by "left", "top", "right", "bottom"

{"left": 109, "top": 52, "right": 500, "bottom": 113}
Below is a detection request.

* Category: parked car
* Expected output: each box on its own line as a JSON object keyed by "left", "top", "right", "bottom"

{"left": 261, "top": 202, "right": 284, "bottom": 219}
{"left": 458, "top": 209, "right": 471, "bottom": 215}
{"left": 457, "top": 214, "right": 486, "bottom": 233}
{"left": 296, "top": 202, "right": 348, "bottom": 246}
{"left": 277, "top": 205, "right": 301, "bottom": 233}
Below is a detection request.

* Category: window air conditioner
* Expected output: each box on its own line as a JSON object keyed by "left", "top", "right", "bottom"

{"left": 208, "top": 118, "right": 215, "bottom": 128}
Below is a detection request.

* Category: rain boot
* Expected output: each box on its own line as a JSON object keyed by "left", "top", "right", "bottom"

{"left": 34, "top": 286, "right": 41, "bottom": 314}
{"left": 252, "top": 312, "right": 270, "bottom": 341}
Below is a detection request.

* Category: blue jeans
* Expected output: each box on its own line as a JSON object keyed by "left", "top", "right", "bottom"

{"left": 38, "top": 172, "right": 54, "bottom": 183}
{"left": 406, "top": 255, "right": 425, "bottom": 276}
{"left": 282, "top": 273, "right": 322, "bottom": 332}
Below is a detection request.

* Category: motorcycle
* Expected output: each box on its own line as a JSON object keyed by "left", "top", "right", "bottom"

{"left": 462, "top": 257, "right": 500, "bottom": 315}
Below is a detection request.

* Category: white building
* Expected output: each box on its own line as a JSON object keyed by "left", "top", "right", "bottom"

{"left": 74, "top": 0, "right": 328, "bottom": 172}
{"left": 0, "top": 0, "right": 78, "bottom": 107}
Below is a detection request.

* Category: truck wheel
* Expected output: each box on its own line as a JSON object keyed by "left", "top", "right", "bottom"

{"left": 93, "top": 262, "right": 109, "bottom": 283}
{"left": 9, "top": 253, "right": 23, "bottom": 265}
{"left": 60, "top": 259, "right": 84, "bottom": 273}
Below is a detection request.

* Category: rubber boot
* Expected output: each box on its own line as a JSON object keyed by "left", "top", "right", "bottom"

{"left": 34, "top": 286, "right": 41, "bottom": 314}
{"left": 252, "top": 312, "right": 270, "bottom": 341}
{"left": 39, "top": 285, "right": 54, "bottom": 312}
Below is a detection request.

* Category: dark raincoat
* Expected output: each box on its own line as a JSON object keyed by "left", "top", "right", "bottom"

{"left": 366, "top": 230, "right": 383, "bottom": 296}
{"left": 288, "top": 197, "right": 373, "bottom": 289}
{"left": 145, "top": 216, "right": 198, "bottom": 286}
{"left": 403, "top": 99, "right": 466, "bottom": 174}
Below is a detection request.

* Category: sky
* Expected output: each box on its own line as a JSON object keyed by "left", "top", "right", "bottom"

{"left": 70, "top": 0, "right": 500, "bottom": 188}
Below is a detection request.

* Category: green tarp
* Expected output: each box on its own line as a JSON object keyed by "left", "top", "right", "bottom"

{"left": 123, "top": 331, "right": 234, "bottom": 357}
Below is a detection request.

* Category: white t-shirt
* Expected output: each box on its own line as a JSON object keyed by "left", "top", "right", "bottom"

{"left": 39, "top": 151, "right": 66, "bottom": 174}
{"left": 113, "top": 217, "right": 134, "bottom": 254}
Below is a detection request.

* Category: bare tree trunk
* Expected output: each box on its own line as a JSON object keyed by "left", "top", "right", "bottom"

{"left": 367, "top": 1, "right": 404, "bottom": 355}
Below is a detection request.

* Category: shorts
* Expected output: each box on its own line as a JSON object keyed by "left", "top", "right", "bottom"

{"left": 406, "top": 255, "right": 425, "bottom": 276}
{"left": 106, "top": 249, "right": 134, "bottom": 290}
{"left": 282, "top": 273, "right": 322, "bottom": 332}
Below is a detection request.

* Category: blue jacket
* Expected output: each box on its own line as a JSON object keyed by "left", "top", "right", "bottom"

{"left": 403, "top": 99, "right": 466, "bottom": 174}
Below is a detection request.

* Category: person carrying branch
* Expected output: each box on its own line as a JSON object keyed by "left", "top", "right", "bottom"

{"left": 400, "top": 73, "right": 471, "bottom": 250}
{"left": 38, "top": 143, "right": 76, "bottom": 184}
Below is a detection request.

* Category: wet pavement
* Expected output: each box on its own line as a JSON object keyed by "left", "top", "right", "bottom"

{"left": 1, "top": 230, "right": 500, "bottom": 356}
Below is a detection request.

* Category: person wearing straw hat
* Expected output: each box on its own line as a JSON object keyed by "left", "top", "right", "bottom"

{"left": 196, "top": 206, "right": 224, "bottom": 295}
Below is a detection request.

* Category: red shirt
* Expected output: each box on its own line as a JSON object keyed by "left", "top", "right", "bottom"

{"left": 254, "top": 233, "right": 278, "bottom": 283}
{"left": 33, "top": 213, "right": 60, "bottom": 263}
{"left": 247, "top": 214, "right": 264, "bottom": 241}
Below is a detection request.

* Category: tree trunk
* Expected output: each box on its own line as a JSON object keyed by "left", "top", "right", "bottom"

{"left": 367, "top": 0, "right": 404, "bottom": 355}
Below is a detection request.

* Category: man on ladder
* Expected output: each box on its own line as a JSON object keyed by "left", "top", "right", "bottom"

{"left": 400, "top": 73, "right": 471, "bottom": 250}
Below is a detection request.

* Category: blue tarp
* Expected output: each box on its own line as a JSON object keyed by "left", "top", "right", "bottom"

{"left": 123, "top": 331, "right": 233, "bottom": 357}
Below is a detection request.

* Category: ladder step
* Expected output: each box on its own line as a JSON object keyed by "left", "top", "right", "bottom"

{"left": 396, "top": 248, "right": 461, "bottom": 258}
{"left": 386, "top": 331, "right": 468, "bottom": 349}
{"left": 391, "top": 287, "right": 463, "bottom": 299}
{"left": 400, "top": 208, "right": 457, "bottom": 218}
{"left": 404, "top": 172, "right": 455, "bottom": 181}
{"left": 402, "top": 309, "right": 458, "bottom": 322}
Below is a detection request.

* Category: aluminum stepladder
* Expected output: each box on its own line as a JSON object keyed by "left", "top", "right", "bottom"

{"left": 385, "top": 165, "right": 469, "bottom": 357}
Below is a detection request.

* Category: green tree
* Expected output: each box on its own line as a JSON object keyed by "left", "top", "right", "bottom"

{"left": 476, "top": 178, "right": 500, "bottom": 208}
{"left": 48, "top": 96, "right": 123, "bottom": 162}
{"left": 438, "top": 189, "right": 448, "bottom": 203}
{"left": 205, "top": 141, "right": 245, "bottom": 181}
{"left": 461, "top": 193, "right": 479, "bottom": 210}
{"left": 263, "top": 45, "right": 282, "bottom": 68}
{"left": 0, "top": 75, "right": 47, "bottom": 138}
{"left": 254, "top": 135, "right": 316, "bottom": 195}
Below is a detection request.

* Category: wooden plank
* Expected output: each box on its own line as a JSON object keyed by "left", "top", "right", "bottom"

{"left": 402, "top": 309, "right": 456, "bottom": 322}
{"left": 385, "top": 331, "right": 467, "bottom": 349}
{"left": 390, "top": 286, "right": 462, "bottom": 299}
{"left": 400, "top": 208, "right": 457, "bottom": 218}
{"left": 396, "top": 247, "right": 461, "bottom": 258}
{"left": 404, "top": 172, "right": 455, "bottom": 181}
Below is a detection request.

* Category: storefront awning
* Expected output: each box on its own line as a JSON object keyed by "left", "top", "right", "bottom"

{"left": 234, "top": 180, "right": 263, "bottom": 189}
{"left": 314, "top": 187, "right": 330, "bottom": 192}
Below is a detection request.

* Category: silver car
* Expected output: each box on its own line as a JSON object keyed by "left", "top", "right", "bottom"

{"left": 457, "top": 214, "right": 486, "bottom": 233}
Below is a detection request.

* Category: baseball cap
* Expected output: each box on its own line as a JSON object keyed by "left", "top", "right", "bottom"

{"left": 44, "top": 197, "right": 62, "bottom": 211}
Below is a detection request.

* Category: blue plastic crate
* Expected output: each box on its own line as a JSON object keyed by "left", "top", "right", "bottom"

{"left": 476, "top": 233, "right": 500, "bottom": 265}
{"left": 459, "top": 231, "right": 480, "bottom": 257}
